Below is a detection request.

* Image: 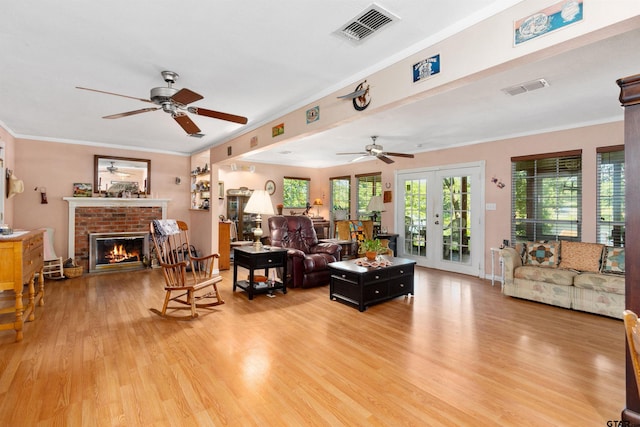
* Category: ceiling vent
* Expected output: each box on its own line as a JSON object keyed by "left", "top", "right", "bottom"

{"left": 335, "top": 3, "right": 399, "bottom": 43}
{"left": 501, "top": 78, "right": 549, "bottom": 96}
{"left": 188, "top": 133, "right": 205, "bottom": 138}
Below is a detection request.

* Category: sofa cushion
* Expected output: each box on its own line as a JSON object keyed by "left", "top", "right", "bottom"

{"left": 514, "top": 265, "right": 576, "bottom": 286}
{"left": 526, "top": 241, "right": 559, "bottom": 267}
{"left": 558, "top": 241, "right": 604, "bottom": 273}
{"left": 601, "top": 246, "right": 625, "bottom": 274}
{"left": 573, "top": 272, "right": 625, "bottom": 295}
{"left": 514, "top": 242, "right": 528, "bottom": 264}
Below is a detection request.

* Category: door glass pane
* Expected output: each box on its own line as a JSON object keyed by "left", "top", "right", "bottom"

{"left": 442, "top": 176, "right": 471, "bottom": 263}
{"left": 403, "top": 178, "right": 427, "bottom": 256}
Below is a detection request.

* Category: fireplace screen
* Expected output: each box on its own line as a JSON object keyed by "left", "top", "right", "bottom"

{"left": 89, "top": 232, "right": 149, "bottom": 273}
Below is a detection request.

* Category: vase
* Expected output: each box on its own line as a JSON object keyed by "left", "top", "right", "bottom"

{"left": 365, "top": 251, "right": 377, "bottom": 261}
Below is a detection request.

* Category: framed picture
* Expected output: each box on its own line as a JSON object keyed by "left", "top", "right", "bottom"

{"left": 73, "top": 183, "right": 92, "bottom": 197}
{"left": 514, "top": 0, "right": 583, "bottom": 46}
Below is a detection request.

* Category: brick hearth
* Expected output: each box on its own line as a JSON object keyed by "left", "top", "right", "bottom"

{"left": 64, "top": 198, "right": 169, "bottom": 271}
{"left": 75, "top": 207, "right": 160, "bottom": 270}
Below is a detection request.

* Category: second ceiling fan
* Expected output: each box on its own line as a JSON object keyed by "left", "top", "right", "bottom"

{"left": 337, "top": 136, "right": 415, "bottom": 164}
{"left": 77, "top": 70, "right": 248, "bottom": 135}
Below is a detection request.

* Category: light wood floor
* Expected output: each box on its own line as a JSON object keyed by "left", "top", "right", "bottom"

{"left": 0, "top": 265, "right": 625, "bottom": 426}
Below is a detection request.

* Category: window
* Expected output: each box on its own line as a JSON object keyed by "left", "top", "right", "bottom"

{"left": 356, "top": 173, "right": 381, "bottom": 218}
{"left": 597, "top": 146, "right": 624, "bottom": 246}
{"left": 511, "top": 150, "right": 582, "bottom": 243}
{"left": 283, "top": 177, "right": 310, "bottom": 209}
{"left": 330, "top": 176, "right": 350, "bottom": 213}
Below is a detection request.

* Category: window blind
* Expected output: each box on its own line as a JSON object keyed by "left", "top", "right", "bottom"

{"left": 511, "top": 151, "right": 582, "bottom": 243}
{"left": 596, "top": 146, "right": 624, "bottom": 246}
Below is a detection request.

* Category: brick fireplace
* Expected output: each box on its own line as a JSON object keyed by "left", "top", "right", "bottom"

{"left": 64, "top": 198, "right": 169, "bottom": 271}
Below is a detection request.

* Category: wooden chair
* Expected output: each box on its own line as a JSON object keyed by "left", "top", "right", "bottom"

{"left": 150, "top": 220, "right": 224, "bottom": 319}
{"left": 624, "top": 309, "right": 640, "bottom": 397}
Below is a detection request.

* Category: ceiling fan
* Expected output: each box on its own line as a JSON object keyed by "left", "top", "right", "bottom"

{"left": 337, "top": 136, "right": 415, "bottom": 164}
{"left": 100, "top": 162, "right": 130, "bottom": 177}
{"left": 76, "top": 70, "right": 248, "bottom": 135}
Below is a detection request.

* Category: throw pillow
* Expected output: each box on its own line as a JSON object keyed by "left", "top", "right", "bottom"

{"left": 558, "top": 240, "right": 604, "bottom": 273}
{"left": 349, "top": 221, "right": 367, "bottom": 245}
{"left": 514, "top": 242, "right": 528, "bottom": 264}
{"left": 602, "top": 246, "right": 625, "bottom": 274}
{"left": 526, "top": 241, "right": 559, "bottom": 267}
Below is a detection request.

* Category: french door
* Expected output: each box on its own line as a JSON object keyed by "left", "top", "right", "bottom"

{"left": 396, "top": 162, "right": 484, "bottom": 276}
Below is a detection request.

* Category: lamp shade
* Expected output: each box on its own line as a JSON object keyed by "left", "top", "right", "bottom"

{"left": 244, "top": 190, "right": 275, "bottom": 215}
{"left": 313, "top": 198, "right": 323, "bottom": 206}
{"left": 366, "top": 195, "right": 384, "bottom": 212}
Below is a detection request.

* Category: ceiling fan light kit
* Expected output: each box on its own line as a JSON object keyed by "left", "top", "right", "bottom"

{"left": 77, "top": 71, "right": 248, "bottom": 135}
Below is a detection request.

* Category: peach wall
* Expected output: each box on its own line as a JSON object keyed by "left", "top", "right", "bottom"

{"left": 319, "top": 121, "right": 624, "bottom": 273}
{"left": 0, "top": 128, "right": 16, "bottom": 226}
{"left": 11, "top": 138, "right": 191, "bottom": 259}
{"left": 4, "top": 120, "right": 624, "bottom": 278}
{"left": 209, "top": 121, "right": 623, "bottom": 277}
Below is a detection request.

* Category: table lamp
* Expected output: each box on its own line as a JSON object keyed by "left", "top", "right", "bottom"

{"left": 313, "top": 198, "right": 323, "bottom": 217}
{"left": 244, "top": 190, "right": 275, "bottom": 249}
{"left": 366, "top": 195, "right": 384, "bottom": 224}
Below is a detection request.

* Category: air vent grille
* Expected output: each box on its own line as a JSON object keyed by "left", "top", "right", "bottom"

{"left": 502, "top": 78, "right": 549, "bottom": 96}
{"left": 336, "top": 4, "right": 398, "bottom": 42}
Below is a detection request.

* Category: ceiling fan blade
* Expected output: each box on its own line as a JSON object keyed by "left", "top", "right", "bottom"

{"left": 350, "top": 155, "right": 369, "bottom": 163}
{"left": 103, "top": 107, "right": 160, "bottom": 119}
{"left": 377, "top": 154, "right": 395, "bottom": 164}
{"left": 384, "top": 152, "right": 415, "bottom": 158}
{"left": 76, "top": 86, "right": 154, "bottom": 104}
{"left": 337, "top": 152, "right": 368, "bottom": 155}
{"left": 187, "top": 107, "right": 248, "bottom": 124}
{"left": 173, "top": 112, "right": 201, "bottom": 134}
{"left": 171, "top": 88, "right": 203, "bottom": 105}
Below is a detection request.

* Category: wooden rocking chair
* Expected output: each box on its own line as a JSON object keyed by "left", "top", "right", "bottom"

{"left": 150, "top": 220, "right": 224, "bottom": 319}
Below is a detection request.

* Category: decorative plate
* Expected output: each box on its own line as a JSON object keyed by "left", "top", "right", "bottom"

{"left": 265, "top": 180, "right": 276, "bottom": 195}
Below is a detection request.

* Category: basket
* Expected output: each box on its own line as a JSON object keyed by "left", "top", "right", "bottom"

{"left": 65, "top": 266, "right": 83, "bottom": 278}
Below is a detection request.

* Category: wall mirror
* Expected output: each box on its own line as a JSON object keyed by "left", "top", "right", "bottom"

{"left": 94, "top": 155, "right": 151, "bottom": 195}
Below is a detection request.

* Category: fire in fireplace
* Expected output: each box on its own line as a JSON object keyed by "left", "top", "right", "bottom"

{"left": 89, "top": 232, "right": 150, "bottom": 273}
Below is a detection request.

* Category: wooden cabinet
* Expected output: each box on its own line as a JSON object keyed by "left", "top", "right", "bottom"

{"left": 227, "top": 188, "right": 254, "bottom": 241}
{"left": 0, "top": 230, "right": 45, "bottom": 341}
{"left": 329, "top": 257, "right": 415, "bottom": 311}
{"left": 218, "top": 222, "right": 230, "bottom": 270}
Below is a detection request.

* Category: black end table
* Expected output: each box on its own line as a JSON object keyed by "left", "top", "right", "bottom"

{"left": 233, "top": 246, "right": 288, "bottom": 300}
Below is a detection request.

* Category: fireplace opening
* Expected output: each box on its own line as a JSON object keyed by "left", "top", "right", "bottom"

{"left": 89, "top": 232, "right": 149, "bottom": 273}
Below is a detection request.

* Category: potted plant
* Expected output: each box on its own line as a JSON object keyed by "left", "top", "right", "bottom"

{"left": 361, "top": 238, "right": 384, "bottom": 261}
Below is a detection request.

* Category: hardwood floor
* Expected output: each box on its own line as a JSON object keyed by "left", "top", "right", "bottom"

{"left": 0, "top": 265, "right": 625, "bottom": 426}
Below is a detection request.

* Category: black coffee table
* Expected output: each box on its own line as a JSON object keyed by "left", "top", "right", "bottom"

{"left": 328, "top": 256, "right": 415, "bottom": 311}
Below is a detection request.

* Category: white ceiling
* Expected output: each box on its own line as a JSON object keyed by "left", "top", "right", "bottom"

{"left": 1, "top": 1, "right": 638, "bottom": 167}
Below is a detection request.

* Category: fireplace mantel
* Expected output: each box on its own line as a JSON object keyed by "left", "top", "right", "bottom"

{"left": 64, "top": 197, "right": 169, "bottom": 265}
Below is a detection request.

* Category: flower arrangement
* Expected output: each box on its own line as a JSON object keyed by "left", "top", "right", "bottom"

{"left": 361, "top": 238, "right": 386, "bottom": 260}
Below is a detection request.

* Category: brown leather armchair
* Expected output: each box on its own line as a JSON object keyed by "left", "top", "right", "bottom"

{"left": 268, "top": 215, "right": 341, "bottom": 288}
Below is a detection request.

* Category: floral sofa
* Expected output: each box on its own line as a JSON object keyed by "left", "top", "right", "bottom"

{"left": 500, "top": 240, "right": 625, "bottom": 319}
